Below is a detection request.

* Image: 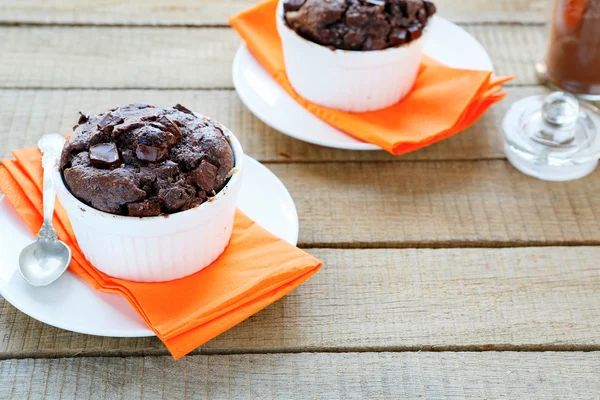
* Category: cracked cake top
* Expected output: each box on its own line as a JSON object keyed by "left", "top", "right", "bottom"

{"left": 59, "top": 103, "right": 234, "bottom": 217}
{"left": 283, "top": 0, "right": 436, "bottom": 51}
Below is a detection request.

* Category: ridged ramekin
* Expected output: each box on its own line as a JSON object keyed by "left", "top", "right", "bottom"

{"left": 53, "top": 115, "right": 244, "bottom": 282}
{"left": 276, "top": 1, "right": 428, "bottom": 112}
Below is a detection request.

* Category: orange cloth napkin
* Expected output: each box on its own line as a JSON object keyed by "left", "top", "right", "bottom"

{"left": 0, "top": 148, "right": 321, "bottom": 359}
{"left": 229, "top": 0, "right": 514, "bottom": 155}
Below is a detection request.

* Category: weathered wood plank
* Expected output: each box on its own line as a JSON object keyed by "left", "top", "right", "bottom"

{"left": 1, "top": 248, "right": 599, "bottom": 358}
{"left": 462, "top": 24, "right": 546, "bottom": 88}
{"left": 0, "top": 0, "right": 551, "bottom": 26}
{"left": 1, "top": 352, "right": 599, "bottom": 399}
{"left": 0, "top": 27, "right": 241, "bottom": 89}
{"left": 0, "top": 86, "right": 546, "bottom": 162}
{"left": 276, "top": 161, "right": 600, "bottom": 247}
{"left": 0, "top": 25, "right": 542, "bottom": 89}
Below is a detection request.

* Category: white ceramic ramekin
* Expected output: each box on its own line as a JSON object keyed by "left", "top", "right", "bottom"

{"left": 53, "top": 115, "right": 243, "bottom": 282}
{"left": 276, "top": 1, "right": 428, "bottom": 112}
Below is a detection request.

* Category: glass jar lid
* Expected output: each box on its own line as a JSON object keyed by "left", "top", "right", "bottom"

{"left": 502, "top": 92, "right": 600, "bottom": 181}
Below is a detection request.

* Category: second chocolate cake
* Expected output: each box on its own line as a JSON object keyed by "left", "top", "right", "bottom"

{"left": 283, "top": 0, "right": 436, "bottom": 51}
{"left": 59, "top": 103, "right": 234, "bottom": 217}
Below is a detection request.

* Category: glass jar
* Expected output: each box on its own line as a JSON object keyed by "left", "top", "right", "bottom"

{"left": 539, "top": 0, "right": 600, "bottom": 100}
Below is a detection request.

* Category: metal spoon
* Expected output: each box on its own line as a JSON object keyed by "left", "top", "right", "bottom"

{"left": 18, "top": 134, "right": 72, "bottom": 287}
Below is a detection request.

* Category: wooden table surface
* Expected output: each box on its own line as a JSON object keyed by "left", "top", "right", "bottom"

{"left": 1, "top": 0, "right": 599, "bottom": 398}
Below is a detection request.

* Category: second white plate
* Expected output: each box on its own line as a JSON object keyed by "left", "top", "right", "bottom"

{"left": 0, "top": 156, "right": 298, "bottom": 338}
{"left": 232, "top": 16, "right": 495, "bottom": 151}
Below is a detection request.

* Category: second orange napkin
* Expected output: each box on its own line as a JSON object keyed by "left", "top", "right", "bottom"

{"left": 0, "top": 148, "right": 321, "bottom": 359}
{"left": 229, "top": 0, "right": 513, "bottom": 155}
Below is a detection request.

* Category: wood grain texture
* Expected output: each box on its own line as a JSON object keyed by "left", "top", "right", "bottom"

{"left": 0, "top": 0, "right": 552, "bottom": 26}
{"left": 274, "top": 161, "right": 600, "bottom": 247}
{"left": 1, "top": 248, "right": 599, "bottom": 358}
{"left": 0, "top": 25, "right": 542, "bottom": 89}
{"left": 0, "top": 27, "right": 241, "bottom": 89}
{"left": 1, "top": 352, "right": 599, "bottom": 399}
{"left": 462, "top": 24, "right": 546, "bottom": 88}
{"left": 0, "top": 86, "right": 547, "bottom": 162}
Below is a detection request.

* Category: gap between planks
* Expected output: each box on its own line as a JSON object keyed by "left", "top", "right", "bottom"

{"left": 295, "top": 241, "right": 600, "bottom": 249}
{"left": 2, "top": 345, "right": 600, "bottom": 362}
{"left": 0, "top": 83, "right": 546, "bottom": 91}
{"left": 0, "top": 21, "right": 547, "bottom": 28}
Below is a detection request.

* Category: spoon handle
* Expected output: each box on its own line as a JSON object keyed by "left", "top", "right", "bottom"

{"left": 42, "top": 153, "right": 57, "bottom": 228}
{"left": 38, "top": 134, "right": 65, "bottom": 237}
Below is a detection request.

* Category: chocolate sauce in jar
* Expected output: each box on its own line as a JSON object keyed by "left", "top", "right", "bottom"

{"left": 543, "top": 0, "right": 600, "bottom": 98}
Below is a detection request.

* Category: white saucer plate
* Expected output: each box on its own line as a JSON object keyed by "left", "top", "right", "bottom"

{"left": 232, "top": 16, "right": 495, "bottom": 151}
{"left": 0, "top": 156, "right": 298, "bottom": 337}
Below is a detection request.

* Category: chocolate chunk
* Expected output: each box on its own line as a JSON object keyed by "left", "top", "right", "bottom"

{"left": 157, "top": 116, "right": 182, "bottom": 144}
{"left": 155, "top": 160, "right": 180, "bottom": 179}
{"left": 128, "top": 103, "right": 151, "bottom": 109}
{"left": 423, "top": 0, "right": 436, "bottom": 16}
{"left": 197, "top": 128, "right": 234, "bottom": 191}
{"left": 387, "top": 2, "right": 410, "bottom": 27}
{"left": 158, "top": 183, "right": 196, "bottom": 211}
{"left": 398, "top": 1, "right": 408, "bottom": 17}
{"left": 113, "top": 122, "right": 144, "bottom": 139}
{"left": 389, "top": 27, "right": 408, "bottom": 46}
{"left": 89, "top": 143, "right": 121, "bottom": 169}
{"left": 283, "top": 0, "right": 306, "bottom": 12}
{"left": 77, "top": 112, "right": 89, "bottom": 125}
{"left": 343, "top": 30, "right": 366, "bottom": 49}
{"left": 181, "top": 194, "right": 207, "bottom": 211}
{"left": 174, "top": 104, "right": 194, "bottom": 115}
{"left": 127, "top": 199, "right": 161, "bottom": 217}
{"left": 417, "top": 8, "right": 427, "bottom": 24}
{"left": 190, "top": 160, "right": 218, "bottom": 192}
{"left": 97, "top": 113, "right": 124, "bottom": 133}
{"left": 135, "top": 143, "right": 169, "bottom": 163}
{"left": 363, "top": 36, "right": 387, "bottom": 50}
{"left": 136, "top": 125, "right": 171, "bottom": 146}
{"left": 407, "top": 22, "right": 423, "bottom": 40}
{"left": 73, "top": 112, "right": 91, "bottom": 130}
{"left": 119, "top": 149, "right": 136, "bottom": 165}
{"left": 406, "top": 0, "right": 424, "bottom": 19}
{"left": 346, "top": 10, "right": 369, "bottom": 27}
{"left": 135, "top": 167, "right": 157, "bottom": 193}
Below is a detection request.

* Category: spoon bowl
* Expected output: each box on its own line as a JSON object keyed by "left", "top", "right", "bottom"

{"left": 17, "top": 134, "right": 72, "bottom": 287}
{"left": 19, "top": 237, "right": 71, "bottom": 287}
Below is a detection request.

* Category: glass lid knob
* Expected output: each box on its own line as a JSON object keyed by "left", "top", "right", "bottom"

{"left": 542, "top": 92, "right": 579, "bottom": 127}
{"left": 533, "top": 92, "right": 581, "bottom": 146}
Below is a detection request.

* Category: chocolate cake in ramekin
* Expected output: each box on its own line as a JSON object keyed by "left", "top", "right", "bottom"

{"left": 54, "top": 103, "right": 244, "bottom": 282}
{"left": 278, "top": 0, "right": 437, "bottom": 111}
